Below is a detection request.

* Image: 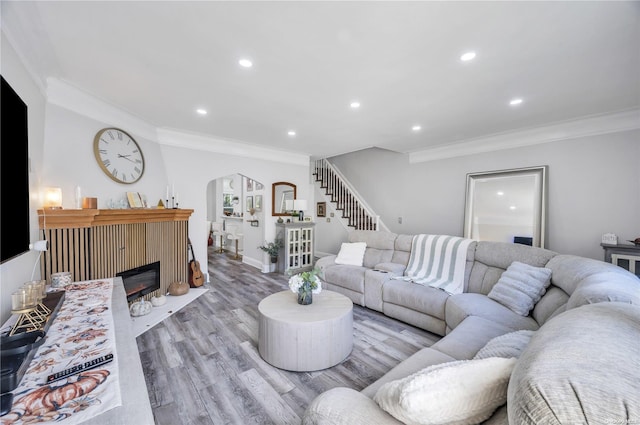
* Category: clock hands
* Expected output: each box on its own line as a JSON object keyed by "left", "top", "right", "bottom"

{"left": 117, "top": 153, "right": 137, "bottom": 164}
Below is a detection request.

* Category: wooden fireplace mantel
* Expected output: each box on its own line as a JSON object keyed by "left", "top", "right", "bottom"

{"left": 38, "top": 208, "right": 194, "bottom": 229}
{"left": 37, "top": 208, "right": 194, "bottom": 300}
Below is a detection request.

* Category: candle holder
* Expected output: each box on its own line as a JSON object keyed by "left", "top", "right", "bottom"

{"left": 9, "top": 286, "right": 47, "bottom": 335}
{"left": 28, "top": 280, "right": 51, "bottom": 316}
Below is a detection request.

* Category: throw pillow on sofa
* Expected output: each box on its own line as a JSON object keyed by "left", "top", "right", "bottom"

{"left": 335, "top": 242, "right": 367, "bottom": 266}
{"left": 488, "top": 261, "right": 552, "bottom": 316}
{"left": 373, "top": 357, "right": 516, "bottom": 425}
{"left": 474, "top": 330, "right": 535, "bottom": 360}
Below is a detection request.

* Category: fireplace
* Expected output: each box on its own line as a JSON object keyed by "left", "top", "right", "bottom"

{"left": 117, "top": 261, "right": 161, "bottom": 302}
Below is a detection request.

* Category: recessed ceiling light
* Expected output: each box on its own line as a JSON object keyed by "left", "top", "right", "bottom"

{"left": 412, "top": 125, "right": 421, "bottom": 131}
{"left": 239, "top": 59, "right": 253, "bottom": 68}
{"left": 497, "top": 191, "right": 504, "bottom": 196}
{"left": 509, "top": 98, "right": 523, "bottom": 106}
{"left": 510, "top": 205, "right": 517, "bottom": 210}
{"left": 350, "top": 101, "right": 360, "bottom": 109}
{"left": 288, "top": 130, "right": 296, "bottom": 136}
{"left": 460, "top": 51, "right": 476, "bottom": 62}
{"left": 196, "top": 109, "right": 207, "bottom": 115}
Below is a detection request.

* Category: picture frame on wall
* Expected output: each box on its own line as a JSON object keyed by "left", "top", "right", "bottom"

{"left": 246, "top": 196, "right": 253, "bottom": 211}
{"left": 246, "top": 178, "right": 254, "bottom": 192}
{"left": 317, "top": 202, "right": 326, "bottom": 217}
{"left": 255, "top": 195, "right": 263, "bottom": 211}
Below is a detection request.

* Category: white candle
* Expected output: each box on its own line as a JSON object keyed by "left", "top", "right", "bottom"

{"left": 172, "top": 183, "right": 175, "bottom": 197}
{"left": 166, "top": 185, "right": 169, "bottom": 200}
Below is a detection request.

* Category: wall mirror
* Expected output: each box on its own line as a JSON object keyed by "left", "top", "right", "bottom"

{"left": 272, "top": 182, "right": 296, "bottom": 216}
{"left": 464, "top": 166, "right": 548, "bottom": 248}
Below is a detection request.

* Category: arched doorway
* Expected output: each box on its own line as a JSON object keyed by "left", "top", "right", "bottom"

{"left": 206, "top": 173, "right": 266, "bottom": 269}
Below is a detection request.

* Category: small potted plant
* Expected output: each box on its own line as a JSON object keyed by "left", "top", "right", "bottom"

{"left": 288, "top": 267, "right": 322, "bottom": 305}
{"left": 258, "top": 239, "right": 283, "bottom": 264}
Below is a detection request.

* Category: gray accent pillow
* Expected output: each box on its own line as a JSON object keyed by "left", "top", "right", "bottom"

{"left": 474, "top": 330, "right": 535, "bottom": 360}
{"left": 488, "top": 262, "right": 552, "bottom": 316}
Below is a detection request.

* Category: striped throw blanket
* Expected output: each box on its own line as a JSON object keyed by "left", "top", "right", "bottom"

{"left": 396, "top": 234, "right": 473, "bottom": 294}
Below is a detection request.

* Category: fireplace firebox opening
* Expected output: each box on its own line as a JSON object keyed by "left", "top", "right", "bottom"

{"left": 117, "top": 261, "right": 161, "bottom": 302}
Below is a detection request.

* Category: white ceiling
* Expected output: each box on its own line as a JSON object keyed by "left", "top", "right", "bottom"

{"left": 2, "top": 1, "right": 639, "bottom": 159}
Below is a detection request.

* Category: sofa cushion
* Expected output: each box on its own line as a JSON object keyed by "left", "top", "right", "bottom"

{"left": 375, "top": 262, "right": 406, "bottom": 276}
{"left": 531, "top": 286, "right": 569, "bottom": 326}
{"left": 544, "top": 254, "right": 630, "bottom": 296}
{"left": 566, "top": 271, "right": 640, "bottom": 310}
{"left": 445, "top": 293, "right": 539, "bottom": 333}
{"left": 335, "top": 242, "right": 367, "bottom": 266}
{"left": 374, "top": 357, "right": 516, "bottom": 425}
{"left": 302, "top": 387, "right": 404, "bottom": 425}
{"left": 434, "top": 315, "right": 515, "bottom": 360}
{"left": 468, "top": 242, "right": 556, "bottom": 294}
{"left": 391, "top": 234, "right": 414, "bottom": 266}
{"left": 487, "top": 262, "right": 552, "bottom": 316}
{"left": 362, "top": 348, "right": 456, "bottom": 398}
{"left": 473, "top": 330, "right": 535, "bottom": 360}
{"left": 349, "top": 230, "right": 396, "bottom": 268}
{"left": 324, "top": 265, "right": 366, "bottom": 293}
{"left": 508, "top": 302, "right": 640, "bottom": 424}
{"left": 383, "top": 280, "right": 449, "bottom": 320}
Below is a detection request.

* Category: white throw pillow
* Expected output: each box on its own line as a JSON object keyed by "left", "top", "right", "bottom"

{"left": 488, "top": 261, "right": 552, "bottom": 316}
{"left": 334, "top": 242, "right": 367, "bottom": 266}
{"left": 373, "top": 357, "right": 516, "bottom": 425}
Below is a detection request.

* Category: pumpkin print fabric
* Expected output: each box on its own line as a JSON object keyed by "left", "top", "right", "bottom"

{"left": 1, "top": 279, "right": 121, "bottom": 424}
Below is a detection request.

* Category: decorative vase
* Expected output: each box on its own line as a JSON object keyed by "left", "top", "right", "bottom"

{"left": 297, "top": 284, "right": 313, "bottom": 305}
{"left": 129, "top": 299, "right": 152, "bottom": 317}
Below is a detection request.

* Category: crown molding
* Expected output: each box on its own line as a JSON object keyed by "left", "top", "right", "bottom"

{"left": 409, "top": 109, "right": 640, "bottom": 164}
{"left": 157, "top": 128, "right": 310, "bottom": 166}
{"left": 46, "top": 78, "right": 159, "bottom": 141}
{"left": 46, "top": 78, "right": 309, "bottom": 166}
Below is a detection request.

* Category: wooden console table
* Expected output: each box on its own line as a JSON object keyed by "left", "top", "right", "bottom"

{"left": 38, "top": 208, "right": 193, "bottom": 300}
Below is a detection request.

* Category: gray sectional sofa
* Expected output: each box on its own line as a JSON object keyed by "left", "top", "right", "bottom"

{"left": 304, "top": 230, "right": 640, "bottom": 424}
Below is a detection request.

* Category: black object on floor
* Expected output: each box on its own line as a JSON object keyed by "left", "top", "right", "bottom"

{"left": 0, "top": 393, "right": 13, "bottom": 416}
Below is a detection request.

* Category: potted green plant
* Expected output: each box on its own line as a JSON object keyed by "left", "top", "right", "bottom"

{"left": 258, "top": 239, "right": 283, "bottom": 263}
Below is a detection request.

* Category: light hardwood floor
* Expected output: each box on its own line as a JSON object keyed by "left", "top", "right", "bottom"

{"left": 137, "top": 248, "right": 440, "bottom": 425}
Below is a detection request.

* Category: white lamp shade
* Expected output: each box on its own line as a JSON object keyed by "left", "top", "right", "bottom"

{"left": 293, "top": 200, "right": 308, "bottom": 211}
{"left": 285, "top": 200, "right": 294, "bottom": 211}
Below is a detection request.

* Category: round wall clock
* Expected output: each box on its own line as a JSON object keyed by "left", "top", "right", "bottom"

{"left": 93, "top": 127, "right": 145, "bottom": 184}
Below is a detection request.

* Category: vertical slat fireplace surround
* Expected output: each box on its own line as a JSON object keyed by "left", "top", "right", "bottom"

{"left": 38, "top": 208, "right": 193, "bottom": 301}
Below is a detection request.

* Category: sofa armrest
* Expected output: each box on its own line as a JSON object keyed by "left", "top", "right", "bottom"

{"left": 315, "top": 255, "right": 337, "bottom": 278}
{"left": 374, "top": 262, "right": 406, "bottom": 276}
{"left": 302, "top": 387, "right": 403, "bottom": 425}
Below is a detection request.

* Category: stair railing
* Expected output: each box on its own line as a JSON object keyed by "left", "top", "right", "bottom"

{"left": 313, "top": 159, "right": 388, "bottom": 232}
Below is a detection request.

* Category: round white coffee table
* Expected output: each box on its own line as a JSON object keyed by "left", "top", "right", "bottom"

{"left": 258, "top": 290, "right": 353, "bottom": 372}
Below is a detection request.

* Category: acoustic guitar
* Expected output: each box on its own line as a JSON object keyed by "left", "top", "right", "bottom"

{"left": 188, "top": 238, "right": 205, "bottom": 288}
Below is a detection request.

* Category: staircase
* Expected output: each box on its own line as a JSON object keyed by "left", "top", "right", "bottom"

{"left": 313, "top": 159, "right": 385, "bottom": 231}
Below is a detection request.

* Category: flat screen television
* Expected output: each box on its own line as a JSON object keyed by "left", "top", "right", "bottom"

{"left": 1, "top": 75, "right": 31, "bottom": 264}
{"left": 117, "top": 261, "right": 161, "bottom": 302}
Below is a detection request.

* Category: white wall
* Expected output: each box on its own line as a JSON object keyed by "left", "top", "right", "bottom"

{"left": 42, "top": 105, "right": 169, "bottom": 209}
{"left": 314, "top": 183, "right": 350, "bottom": 256}
{"left": 159, "top": 144, "right": 310, "bottom": 273}
{"left": 320, "top": 131, "right": 640, "bottom": 261}
{"left": 0, "top": 33, "right": 48, "bottom": 323}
